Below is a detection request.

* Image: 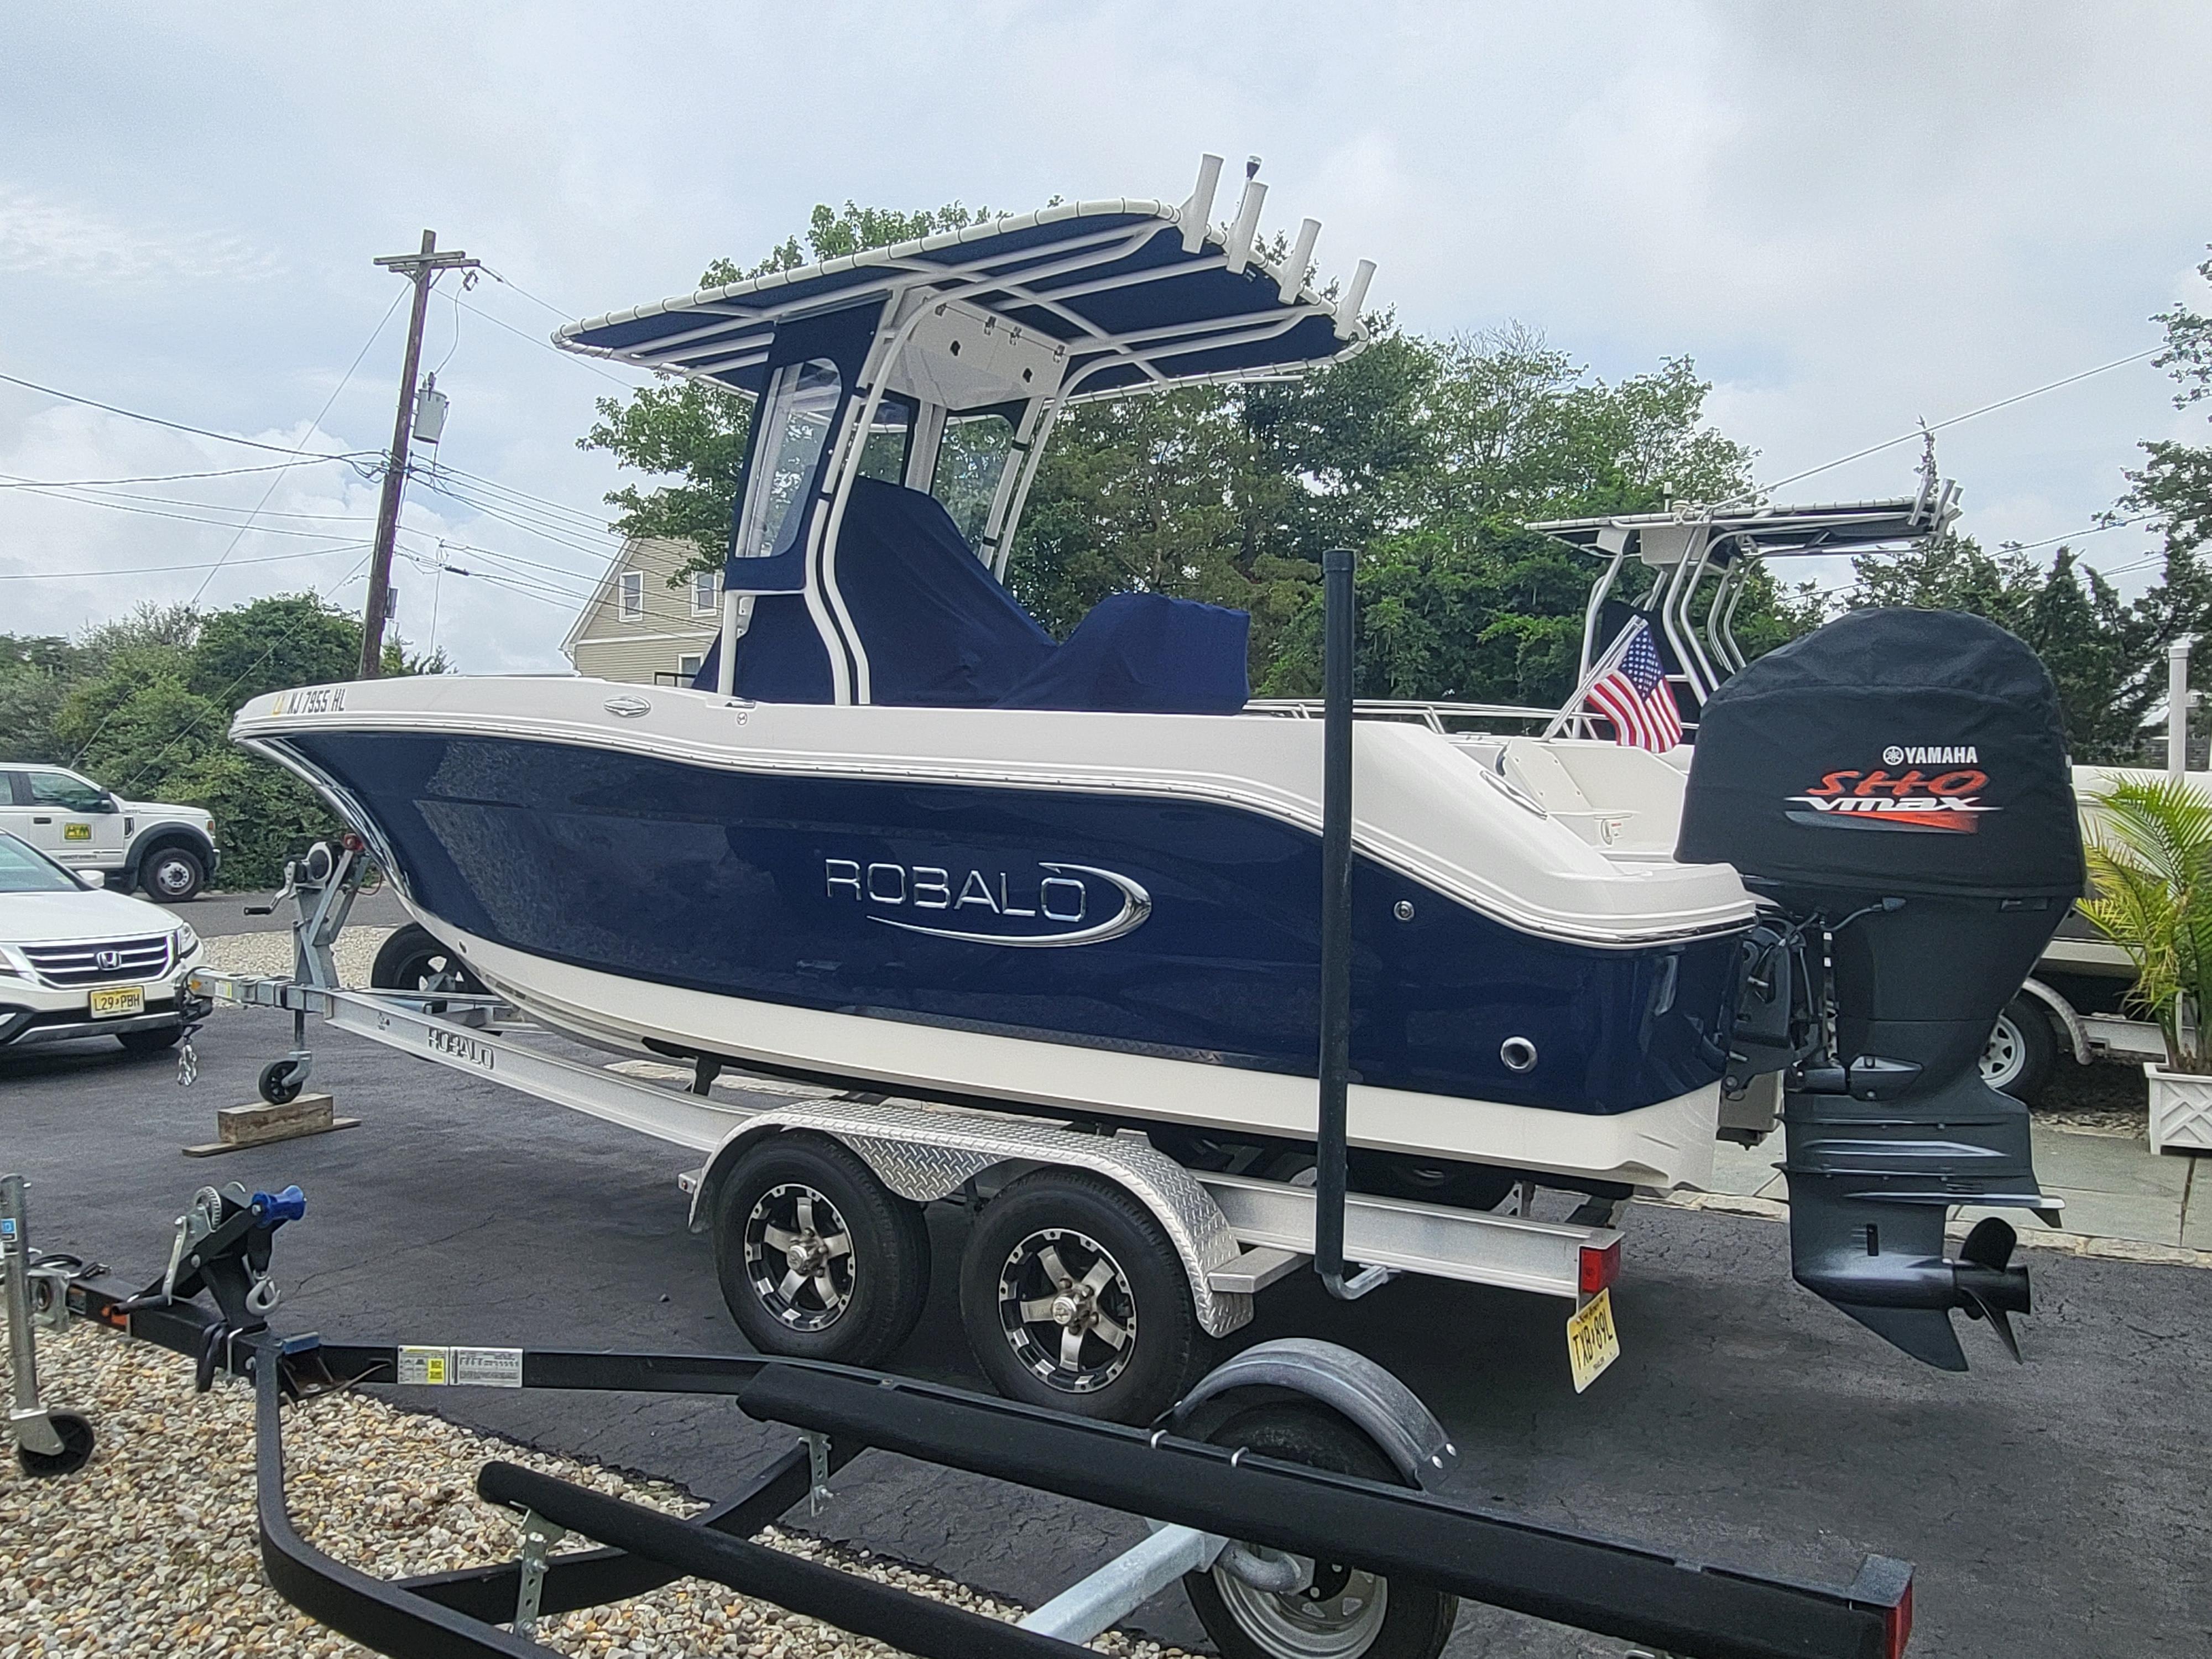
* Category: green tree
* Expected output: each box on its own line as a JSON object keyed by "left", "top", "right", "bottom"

{"left": 1849, "top": 532, "right": 2212, "bottom": 763}
{"left": 42, "top": 593, "right": 439, "bottom": 887}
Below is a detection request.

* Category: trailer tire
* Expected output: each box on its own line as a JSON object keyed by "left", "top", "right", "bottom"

{"left": 1982, "top": 996, "right": 2056, "bottom": 1101}
{"left": 1183, "top": 1400, "right": 1458, "bottom": 1659}
{"left": 712, "top": 1133, "right": 931, "bottom": 1369}
{"left": 371, "top": 925, "right": 488, "bottom": 1005}
{"left": 959, "top": 1168, "right": 1203, "bottom": 1426}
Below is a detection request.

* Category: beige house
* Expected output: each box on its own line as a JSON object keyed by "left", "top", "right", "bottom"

{"left": 563, "top": 536, "right": 721, "bottom": 685}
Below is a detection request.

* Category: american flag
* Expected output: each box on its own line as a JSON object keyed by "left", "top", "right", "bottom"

{"left": 1584, "top": 620, "right": 1684, "bottom": 751}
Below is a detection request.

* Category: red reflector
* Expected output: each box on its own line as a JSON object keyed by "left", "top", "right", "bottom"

{"left": 1578, "top": 1239, "right": 1620, "bottom": 1294}
{"left": 1885, "top": 1576, "right": 1914, "bottom": 1657}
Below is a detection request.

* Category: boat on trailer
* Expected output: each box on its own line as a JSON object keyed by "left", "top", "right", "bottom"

{"left": 233, "top": 156, "right": 2081, "bottom": 1390}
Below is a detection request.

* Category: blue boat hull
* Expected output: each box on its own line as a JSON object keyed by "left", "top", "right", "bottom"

{"left": 275, "top": 731, "right": 1742, "bottom": 1118}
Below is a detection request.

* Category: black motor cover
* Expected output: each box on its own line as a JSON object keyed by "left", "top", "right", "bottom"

{"left": 1679, "top": 608, "right": 2085, "bottom": 1370}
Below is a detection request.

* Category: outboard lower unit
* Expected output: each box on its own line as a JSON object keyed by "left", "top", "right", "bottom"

{"left": 1680, "top": 608, "right": 2085, "bottom": 1370}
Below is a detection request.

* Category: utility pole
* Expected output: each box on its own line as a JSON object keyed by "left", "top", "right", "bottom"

{"left": 359, "top": 229, "right": 479, "bottom": 678}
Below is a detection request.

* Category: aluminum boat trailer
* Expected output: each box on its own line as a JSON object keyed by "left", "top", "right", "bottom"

{"left": 187, "top": 833, "right": 1639, "bottom": 1413}
{"left": 7, "top": 1175, "right": 1918, "bottom": 1659}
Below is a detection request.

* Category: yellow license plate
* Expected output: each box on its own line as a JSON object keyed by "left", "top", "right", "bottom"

{"left": 1567, "top": 1287, "right": 1621, "bottom": 1394}
{"left": 64, "top": 823, "right": 91, "bottom": 841}
{"left": 88, "top": 987, "right": 144, "bottom": 1019}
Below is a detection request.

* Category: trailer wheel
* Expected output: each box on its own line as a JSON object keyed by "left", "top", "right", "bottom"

{"left": 712, "top": 1133, "right": 931, "bottom": 1369}
{"left": 1981, "top": 997, "right": 2056, "bottom": 1100}
{"left": 959, "top": 1169, "right": 1203, "bottom": 1425}
{"left": 1184, "top": 1400, "right": 1458, "bottom": 1659}
{"left": 258, "top": 1058, "right": 305, "bottom": 1105}
{"left": 371, "top": 924, "right": 488, "bottom": 1008}
{"left": 16, "top": 1412, "right": 96, "bottom": 1479}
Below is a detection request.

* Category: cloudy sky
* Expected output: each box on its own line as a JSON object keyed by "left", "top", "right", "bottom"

{"left": 3, "top": 2, "right": 2208, "bottom": 674}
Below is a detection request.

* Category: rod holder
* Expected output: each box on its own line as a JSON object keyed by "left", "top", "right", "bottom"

{"left": 1284, "top": 218, "right": 1321, "bottom": 295}
{"left": 1224, "top": 179, "right": 1268, "bottom": 275}
{"left": 1334, "top": 259, "right": 1376, "bottom": 338}
{"left": 1181, "top": 154, "right": 1224, "bottom": 254}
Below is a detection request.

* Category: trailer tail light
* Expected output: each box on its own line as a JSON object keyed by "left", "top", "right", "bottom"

{"left": 1578, "top": 1239, "right": 1620, "bottom": 1295}
{"left": 1886, "top": 1575, "right": 1914, "bottom": 1656}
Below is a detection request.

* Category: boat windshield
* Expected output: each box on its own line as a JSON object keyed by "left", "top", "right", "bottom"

{"left": 0, "top": 832, "right": 82, "bottom": 893}
{"left": 732, "top": 359, "right": 842, "bottom": 562}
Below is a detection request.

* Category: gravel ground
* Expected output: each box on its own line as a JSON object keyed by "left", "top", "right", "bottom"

{"left": 1, "top": 1321, "right": 1193, "bottom": 1659}
{"left": 198, "top": 927, "right": 396, "bottom": 990}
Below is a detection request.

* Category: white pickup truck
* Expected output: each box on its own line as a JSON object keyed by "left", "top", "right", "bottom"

{"left": 0, "top": 763, "right": 220, "bottom": 901}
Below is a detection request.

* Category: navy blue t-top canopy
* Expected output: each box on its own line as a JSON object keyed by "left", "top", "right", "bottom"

{"left": 555, "top": 199, "right": 1369, "bottom": 401}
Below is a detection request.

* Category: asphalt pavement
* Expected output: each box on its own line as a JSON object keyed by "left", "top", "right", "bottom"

{"left": 4, "top": 1009, "right": 2208, "bottom": 1656}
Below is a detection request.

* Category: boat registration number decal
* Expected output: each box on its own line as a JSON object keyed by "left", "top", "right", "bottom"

{"left": 88, "top": 987, "right": 145, "bottom": 1019}
{"left": 270, "top": 686, "right": 347, "bottom": 717}
{"left": 1566, "top": 1288, "right": 1620, "bottom": 1394}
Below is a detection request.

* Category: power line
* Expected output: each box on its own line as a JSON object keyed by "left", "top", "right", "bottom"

{"left": 0, "top": 543, "right": 372, "bottom": 581}
{"left": 454, "top": 293, "right": 635, "bottom": 387}
{"left": 1718, "top": 345, "right": 2166, "bottom": 508}
{"left": 0, "top": 457, "right": 349, "bottom": 490}
{"left": 3, "top": 477, "right": 379, "bottom": 524}
{"left": 0, "top": 368, "right": 372, "bottom": 462}
{"left": 3, "top": 481, "right": 381, "bottom": 541}
{"left": 429, "top": 460, "right": 621, "bottom": 534}
{"left": 478, "top": 265, "right": 577, "bottom": 322}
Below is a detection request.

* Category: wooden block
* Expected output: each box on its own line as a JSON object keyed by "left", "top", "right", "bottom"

{"left": 183, "top": 1094, "right": 361, "bottom": 1157}
{"left": 220, "top": 1093, "right": 335, "bottom": 1144}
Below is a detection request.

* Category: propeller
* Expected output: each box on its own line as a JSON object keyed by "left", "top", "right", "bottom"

{"left": 1952, "top": 1217, "right": 2027, "bottom": 1364}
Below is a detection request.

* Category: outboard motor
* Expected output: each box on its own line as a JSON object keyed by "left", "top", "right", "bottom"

{"left": 1679, "top": 609, "right": 2084, "bottom": 1370}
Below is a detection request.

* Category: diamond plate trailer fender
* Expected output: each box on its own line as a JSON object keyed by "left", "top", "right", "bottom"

{"left": 686, "top": 1102, "right": 1254, "bottom": 1337}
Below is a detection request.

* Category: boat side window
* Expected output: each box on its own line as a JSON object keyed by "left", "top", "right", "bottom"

{"left": 733, "top": 358, "right": 843, "bottom": 562}
{"left": 855, "top": 397, "right": 914, "bottom": 486}
{"left": 931, "top": 411, "right": 1016, "bottom": 552}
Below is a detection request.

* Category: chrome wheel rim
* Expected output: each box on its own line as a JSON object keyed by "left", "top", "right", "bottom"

{"left": 996, "top": 1227, "right": 1136, "bottom": 1394}
{"left": 743, "top": 1184, "right": 855, "bottom": 1332}
{"left": 1214, "top": 1558, "right": 1390, "bottom": 1658}
{"left": 1981, "top": 1013, "right": 2025, "bottom": 1091}
{"left": 154, "top": 858, "right": 194, "bottom": 896}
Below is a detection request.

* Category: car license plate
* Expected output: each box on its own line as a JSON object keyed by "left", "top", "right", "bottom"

{"left": 1566, "top": 1288, "right": 1620, "bottom": 1394}
{"left": 88, "top": 986, "right": 144, "bottom": 1019}
{"left": 64, "top": 823, "right": 91, "bottom": 841}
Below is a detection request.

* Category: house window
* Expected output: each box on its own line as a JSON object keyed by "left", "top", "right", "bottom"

{"left": 677, "top": 653, "right": 705, "bottom": 679}
{"left": 618, "top": 570, "right": 644, "bottom": 620}
{"left": 690, "top": 570, "right": 719, "bottom": 615}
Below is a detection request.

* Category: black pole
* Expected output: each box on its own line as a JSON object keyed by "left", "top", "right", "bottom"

{"left": 1314, "top": 548, "right": 1383, "bottom": 1300}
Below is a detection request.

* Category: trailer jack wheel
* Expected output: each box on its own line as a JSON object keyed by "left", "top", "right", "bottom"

{"left": 259, "top": 1058, "right": 307, "bottom": 1106}
{"left": 1184, "top": 1401, "right": 1458, "bottom": 1659}
{"left": 15, "top": 1410, "right": 95, "bottom": 1479}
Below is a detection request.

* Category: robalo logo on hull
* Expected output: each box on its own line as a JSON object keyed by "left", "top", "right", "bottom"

{"left": 823, "top": 858, "right": 1152, "bottom": 947}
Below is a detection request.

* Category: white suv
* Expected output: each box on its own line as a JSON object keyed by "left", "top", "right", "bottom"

{"left": 0, "top": 832, "right": 207, "bottom": 1054}
{"left": 0, "top": 763, "right": 220, "bottom": 901}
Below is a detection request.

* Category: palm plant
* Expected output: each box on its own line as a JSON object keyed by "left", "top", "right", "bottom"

{"left": 2081, "top": 775, "right": 2212, "bottom": 1074}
